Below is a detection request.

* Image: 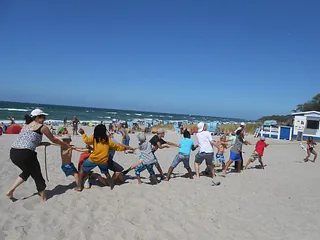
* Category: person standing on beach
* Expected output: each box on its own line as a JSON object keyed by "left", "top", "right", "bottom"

{"left": 222, "top": 129, "right": 250, "bottom": 176}
{"left": 6, "top": 109, "right": 69, "bottom": 202}
{"left": 194, "top": 122, "right": 220, "bottom": 186}
{"left": 234, "top": 122, "right": 246, "bottom": 170}
{"left": 8, "top": 116, "right": 15, "bottom": 125}
{"left": 118, "top": 122, "right": 130, "bottom": 145}
{"left": 72, "top": 116, "right": 80, "bottom": 136}
{"left": 135, "top": 133, "right": 158, "bottom": 184}
{"left": 304, "top": 136, "right": 317, "bottom": 162}
{"left": 164, "top": 130, "right": 197, "bottom": 181}
{"left": 75, "top": 124, "right": 134, "bottom": 191}
{"left": 149, "top": 128, "right": 179, "bottom": 179}
{"left": 245, "top": 136, "right": 268, "bottom": 169}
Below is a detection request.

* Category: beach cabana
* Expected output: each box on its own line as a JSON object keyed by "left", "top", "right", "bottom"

{"left": 259, "top": 120, "right": 293, "bottom": 140}
{"left": 292, "top": 111, "right": 320, "bottom": 141}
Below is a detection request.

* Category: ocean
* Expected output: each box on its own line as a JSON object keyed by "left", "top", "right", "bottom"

{"left": 0, "top": 101, "right": 247, "bottom": 124}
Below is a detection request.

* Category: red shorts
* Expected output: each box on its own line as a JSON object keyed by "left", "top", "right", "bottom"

{"left": 78, "top": 153, "right": 91, "bottom": 177}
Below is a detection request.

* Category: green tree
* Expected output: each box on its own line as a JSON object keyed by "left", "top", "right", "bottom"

{"left": 295, "top": 93, "right": 320, "bottom": 112}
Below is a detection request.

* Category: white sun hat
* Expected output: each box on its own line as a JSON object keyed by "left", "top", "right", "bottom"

{"left": 30, "top": 108, "right": 48, "bottom": 117}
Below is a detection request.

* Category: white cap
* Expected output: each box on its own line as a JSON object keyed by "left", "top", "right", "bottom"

{"left": 197, "top": 122, "right": 205, "bottom": 132}
{"left": 240, "top": 122, "right": 246, "bottom": 126}
{"left": 260, "top": 136, "right": 265, "bottom": 141}
{"left": 30, "top": 108, "right": 48, "bottom": 117}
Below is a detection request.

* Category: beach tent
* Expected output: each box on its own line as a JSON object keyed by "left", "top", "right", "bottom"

{"left": 5, "top": 124, "right": 22, "bottom": 134}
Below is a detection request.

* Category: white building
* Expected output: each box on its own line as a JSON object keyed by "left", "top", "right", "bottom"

{"left": 292, "top": 111, "right": 320, "bottom": 141}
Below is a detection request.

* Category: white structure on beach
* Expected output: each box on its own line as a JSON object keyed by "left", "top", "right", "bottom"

{"left": 292, "top": 111, "right": 320, "bottom": 141}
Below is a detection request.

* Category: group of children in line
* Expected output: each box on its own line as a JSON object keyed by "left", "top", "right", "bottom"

{"left": 56, "top": 121, "right": 280, "bottom": 190}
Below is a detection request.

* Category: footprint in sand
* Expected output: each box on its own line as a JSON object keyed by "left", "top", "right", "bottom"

{"left": 23, "top": 201, "right": 35, "bottom": 211}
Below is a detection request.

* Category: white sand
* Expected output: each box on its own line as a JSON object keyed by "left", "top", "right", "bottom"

{"left": 0, "top": 127, "right": 320, "bottom": 240}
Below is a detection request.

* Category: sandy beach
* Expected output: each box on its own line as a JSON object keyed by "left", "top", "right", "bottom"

{"left": 0, "top": 126, "right": 320, "bottom": 240}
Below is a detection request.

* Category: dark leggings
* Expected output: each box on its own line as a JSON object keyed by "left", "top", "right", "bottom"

{"left": 10, "top": 148, "right": 46, "bottom": 192}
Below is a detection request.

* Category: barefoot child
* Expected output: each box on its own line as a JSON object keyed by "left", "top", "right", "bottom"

{"left": 215, "top": 135, "right": 229, "bottom": 169}
{"left": 60, "top": 135, "right": 79, "bottom": 184}
{"left": 245, "top": 136, "right": 268, "bottom": 169}
{"left": 75, "top": 124, "right": 134, "bottom": 191}
{"left": 134, "top": 133, "right": 158, "bottom": 184}
{"left": 164, "top": 130, "right": 197, "bottom": 181}
{"left": 305, "top": 136, "right": 317, "bottom": 162}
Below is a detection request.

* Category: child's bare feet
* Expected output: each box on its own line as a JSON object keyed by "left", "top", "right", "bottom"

{"left": 163, "top": 178, "right": 169, "bottom": 181}
{"left": 137, "top": 176, "right": 142, "bottom": 184}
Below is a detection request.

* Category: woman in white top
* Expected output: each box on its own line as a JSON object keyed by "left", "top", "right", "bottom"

{"left": 7, "top": 109, "right": 69, "bottom": 202}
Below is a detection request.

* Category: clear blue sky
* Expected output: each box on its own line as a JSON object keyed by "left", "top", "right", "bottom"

{"left": 1, "top": 0, "right": 320, "bottom": 119}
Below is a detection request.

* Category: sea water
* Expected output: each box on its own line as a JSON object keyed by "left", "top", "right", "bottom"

{"left": 0, "top": 101, "right": 247, "bottom": 124}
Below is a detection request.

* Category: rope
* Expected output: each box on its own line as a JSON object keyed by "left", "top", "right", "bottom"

{"left": 44, "top": 146, "right": 49, "bottom": 182}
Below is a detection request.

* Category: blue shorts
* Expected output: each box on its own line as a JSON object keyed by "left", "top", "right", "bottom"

{"left": 135, "top": 163, "right": 155, "bottom": 177}
{"left": 61, "top": 163, "right": 77, "bottom": 177}
{"left": 229, "top": 151, "right": 241, "bottom": 161}
{"left": 82, "top": 159, "right": 109, "bottom": 174}
{"left": 215, "top": 154, "right": 225, "bottom": 163}
{"left": 122, "top": 139, "right": 130, "bottom": 146}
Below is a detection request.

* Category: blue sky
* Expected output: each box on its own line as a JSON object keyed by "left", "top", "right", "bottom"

{"left": 1, "top": 0, "right": 319, "bottom": 119}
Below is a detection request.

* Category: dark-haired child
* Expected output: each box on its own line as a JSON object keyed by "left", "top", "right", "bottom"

{"left": 164, "top": 130, "right": 198, "bottom": 181}
{"left": 74, "top": 124, "right": 134, "bottom": 191}
{"left": 305, "top": 136, "right": 317, "bottom": 162}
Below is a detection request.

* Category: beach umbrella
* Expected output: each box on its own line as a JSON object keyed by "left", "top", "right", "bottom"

{"left": 5, "top": 124, "right": 22, "bottom": 134}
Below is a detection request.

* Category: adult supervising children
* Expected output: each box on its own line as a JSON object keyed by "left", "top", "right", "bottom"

{"left": 222, "top": 129, "right": 250, "bottom": 176}
{"left": 194, "top": 122, "right": 220, "bottom": 186}
{"left": 6, "top": 109, "right": 69, "bottom": 202}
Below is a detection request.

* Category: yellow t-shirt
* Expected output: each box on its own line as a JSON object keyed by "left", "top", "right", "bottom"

{"left": 82, "top": 134, "right": 126, "bottom": 164}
